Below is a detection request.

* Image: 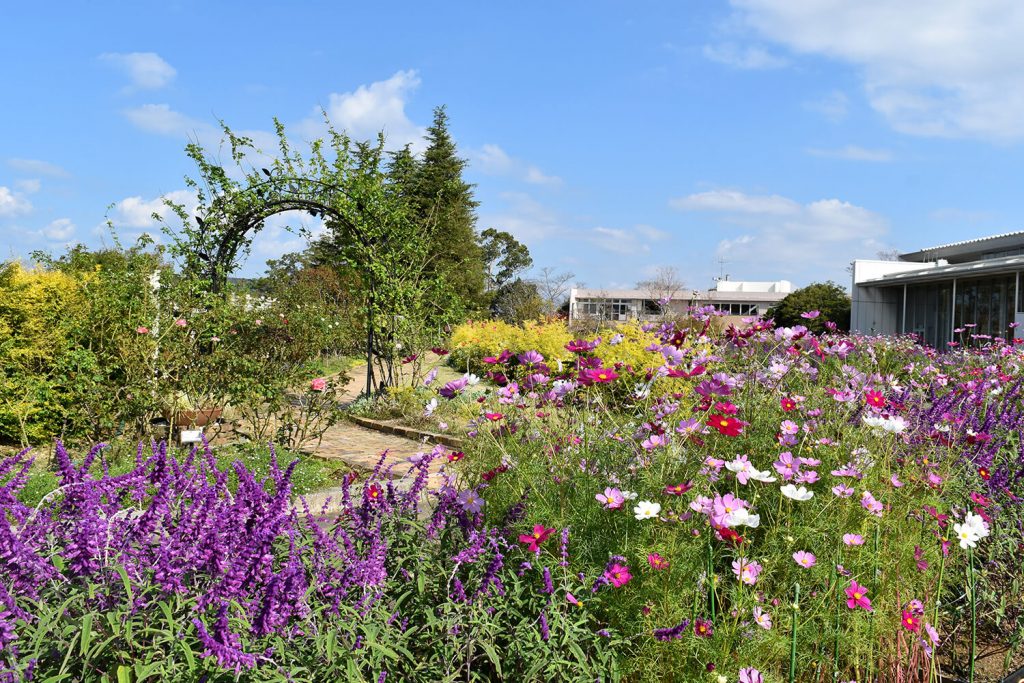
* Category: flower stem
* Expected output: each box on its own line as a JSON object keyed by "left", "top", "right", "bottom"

{"left": 790, "top": 582, "right": 800, "bottom": 683}
{"left": 968, "top": 547, "right": 976, "bottom": 683}
{"left": 929, "top": 549, "right": 946, "bottom": 683}
{"left": 707, "top": 534, "right": 716, "bottom": 622}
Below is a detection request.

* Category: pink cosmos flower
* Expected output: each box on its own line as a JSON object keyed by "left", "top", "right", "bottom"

{"left": 596, "top": 487, "right": 626, "bottom": 510}
{"left": 604, "top": 563, "right": 632, "bottom": 588}
{"left": 800, "top": 310, "right": 820, "bottom": 319}
{"left": 310, "top": 377, "right": 327, "bottom": 392}
{"left": 641, "top": 433, "right": 668, "bottom": 450}
{"left": 832, "top": 484, "right": 855, "bottom": 498}
{"left": 860, "top": 491, "right": 884, "bottom": 516}
{"left": 780, "top": 420, "right": 800, "bottom": 436}
{"left": 566, "top": 592, "right": 581, "bottom": 606}
{"left": 712, "top": 493, "right": 748, "bottom": 527}
{"left": 739, "top": 668, "right": 764, "bottom": 683}
{"left": 843, "top": 533, "right": 864, "bottom": 546}
{"left": 793, "top": 550, "right": 816, "bottom": 568}
{"left": 890, "top": 474, "right": 904, "bottom": 488}
{"left": 136, "top": 326, "right": 149, "bottom": 334}
{"left": 773, "top": 451, "right": 799, "bottom": 480}
{"left": 845, "top": 580, "right": 873, "bottom": 611}
{"left": 731, "top": 557, "right": 762, "bottom": 585}
{"left": 752, "top": 606, "right": 772, "bottom": 630}
{"left": 174, "top": 318, "right": 187, "bottom": 327}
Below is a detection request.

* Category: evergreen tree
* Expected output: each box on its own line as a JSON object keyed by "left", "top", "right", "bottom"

{"left": 410, "top": 106, "right": 486, "bottom": 310}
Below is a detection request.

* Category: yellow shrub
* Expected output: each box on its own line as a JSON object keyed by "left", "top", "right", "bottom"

{"left": 450, "top": 318, "right": 573, "bottom": 369}
{"left": 0, "top": 263, "right": 86, "bottom": 371}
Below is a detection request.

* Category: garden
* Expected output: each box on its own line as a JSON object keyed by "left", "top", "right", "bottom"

{"left": 2, "top": 116, "right": 1023, "bottom": 682}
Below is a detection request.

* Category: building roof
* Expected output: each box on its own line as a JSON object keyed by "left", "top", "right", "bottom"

{"left": 859, "top": 253, "right": 1024, "bottom": 286}
{"left": 570, "top": 286, "right": 790, "bottom": 302}
{"left": 900, "top": 231, "right": 1024, "bottom": 263}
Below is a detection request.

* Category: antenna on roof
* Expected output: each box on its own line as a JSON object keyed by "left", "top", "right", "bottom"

{"left": 714, "top": 257, "right": 729, "bottom": 284}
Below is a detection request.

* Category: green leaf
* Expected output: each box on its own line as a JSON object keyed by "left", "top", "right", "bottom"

{"left": 116, "top": 665, "right": 132, "bottom": 683}
{"left": 80, "top": 613, "right": 93, "bottom": 656}
{"left": 480, "top": 641, "right": 503, "bottom": 678}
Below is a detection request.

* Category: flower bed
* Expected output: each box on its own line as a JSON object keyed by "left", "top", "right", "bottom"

{"left": 433, "top": 314, "right": 1024, "bottom": 681}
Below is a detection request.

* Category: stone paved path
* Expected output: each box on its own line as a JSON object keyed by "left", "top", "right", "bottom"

{"left": 295, "top": 359, "right": 455, "bottom": 514}
{"left": 297, "top": 420, "right": 449, "bottom": 516}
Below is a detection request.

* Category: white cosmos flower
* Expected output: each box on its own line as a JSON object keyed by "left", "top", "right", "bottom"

{"left": 634, "top": 500, "right": 661, "bottom": 520}
{"left": 621, "top": 490, "right": 638, "bottom": 501}
{"left": 725, "top": 458, "right": 751, "bottom": 475}
{"left": 463, "top": 373, "right": 481, "bottom": 386}
{"left": 725, "top": 508, "right": 761, "bottom": 528}
{"left": 953, "top": 522, "right": 982, "bottom": 549}
{"left": 423, "top": 398, "right": 438, "bottom": 417}
{"left": 748, "top": 467, "right": 777, "bottom": 483}
{"left": 780, "top": 484, "right": 814, "bottom": 501}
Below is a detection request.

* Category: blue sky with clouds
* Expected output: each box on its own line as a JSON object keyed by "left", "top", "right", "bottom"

{"left": 3, "top": 1, "right": 1024, "bottom": 290}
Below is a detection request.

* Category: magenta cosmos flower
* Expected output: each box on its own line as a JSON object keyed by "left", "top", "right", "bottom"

{"left": 519, "top": 524, "right": 555, "bottom": 553}
{"left": 845, "top": 580, "right": 873, "bottom": 611}
{"left": 604, "top": 563, "right": 632, "bottom": 588}
{"left": 793, "top": 550, "right": 816, "bottom": 568}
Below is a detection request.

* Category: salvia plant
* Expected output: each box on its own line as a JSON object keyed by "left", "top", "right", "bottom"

{"left": 0, "top": 441, "right": 620, "bottom": 682}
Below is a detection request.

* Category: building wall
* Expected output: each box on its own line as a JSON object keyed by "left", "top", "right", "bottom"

{"left": 850, "top": 260, "right": 937, "bottom": 336}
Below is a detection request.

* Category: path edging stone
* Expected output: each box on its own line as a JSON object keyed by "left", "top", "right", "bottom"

{"left": 347, "top": 416, "right": 464, "bottom": 449}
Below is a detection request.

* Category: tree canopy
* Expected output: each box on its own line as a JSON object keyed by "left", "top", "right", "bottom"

{"left": 766, "top": 281, "right": 851, "bottom": 332}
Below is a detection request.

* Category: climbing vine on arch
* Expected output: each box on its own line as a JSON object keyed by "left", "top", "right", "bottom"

{"left": 160, "top": 119, "right": 462, "bottom": 397}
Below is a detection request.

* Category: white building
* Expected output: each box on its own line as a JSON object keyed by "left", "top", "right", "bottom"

{"left": 568, "top": 279, "right": 793, "bottom": 324}
{"left": 851, "top": 231, "right": 1024, "bottom": 348}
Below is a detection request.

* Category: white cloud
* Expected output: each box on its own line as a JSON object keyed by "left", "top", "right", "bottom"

{"left": 634, "top": 224, "right": 670, "bottom": 241}
{"left": 671, "top": 186, "right": 890, "bottom": 280}
{"left": 478, "top": 191, "right": 566, "bottom": 243}
{"left": 100, "top": 52, "right": 176, "bottom": 89}
{"left": 471, "top": 143, "right": 562, "bottom": 187}
{"left": 109, "top": 189, "right": 196, "bottom": 228}
{"left": 806, "top": 145, "right": 893, "bottom": 162}
{"left": 41, "top": 218, "right": 75, "bottom": 240}
{"left": 123, "top": 104, "right": 207, "bottom": 136}
{"left": 300, "top": 70, "right": 426, "bottom": 150}
{"left": 703, "top": 42, "right": 788, "bottom": 69}
{"left": 804, "top": 90, "right": 849, "bottom": 123}
{"left": 729, "top": 0, "right": 1024, "bottom": 140}
{"left": 669, "top": 189, "right": 800, "bottom": 215}
{"left": 15, "top": 179, "right": 41, "bottom": 193}
{"left": 0, "top": 186, "right": 32, "bottom": 217}
{"left": 6, "top": 158, "right": 69, "bottom": 177}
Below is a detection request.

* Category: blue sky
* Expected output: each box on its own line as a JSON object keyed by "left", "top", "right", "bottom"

{"left": 3, "top": 1, "right": 1024, "bottom": 290}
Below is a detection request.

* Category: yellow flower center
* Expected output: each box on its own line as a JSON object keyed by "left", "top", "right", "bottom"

{"left": 853, "top": 592, "right": 862, "bottom": 599}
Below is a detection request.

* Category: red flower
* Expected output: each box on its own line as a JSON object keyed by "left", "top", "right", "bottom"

{"left": 707, "top": 414, "right": 744, "bottom": 437}
{"left": 519, "top": 524, "right": 555, "bottom": 552}
{"left": 431, "top": 347, "right": 449, "bottom": 356}
{"left": 483, "top": 412, "right": 504, "bottom": 421}
{"left": 780, "top": 396, "right": 797, "bottom": 412}
{"left": 447, "top": 451, "right": 465, "bottom": 463}
{"left": 978, "top": 466, "right": 991, "bottom": 481}
{"left": 401, "top": 354, "right": 418, "bottom": 364}
{"left": 717, "top": 527, "right": 745, "bottom": 547}
{"left": 864, "top": 390, "right": 886, "bottom": 409}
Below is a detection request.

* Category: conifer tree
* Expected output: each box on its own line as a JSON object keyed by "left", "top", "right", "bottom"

{"left": 411, "top": 106, "right": 486, "bottom": 310}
